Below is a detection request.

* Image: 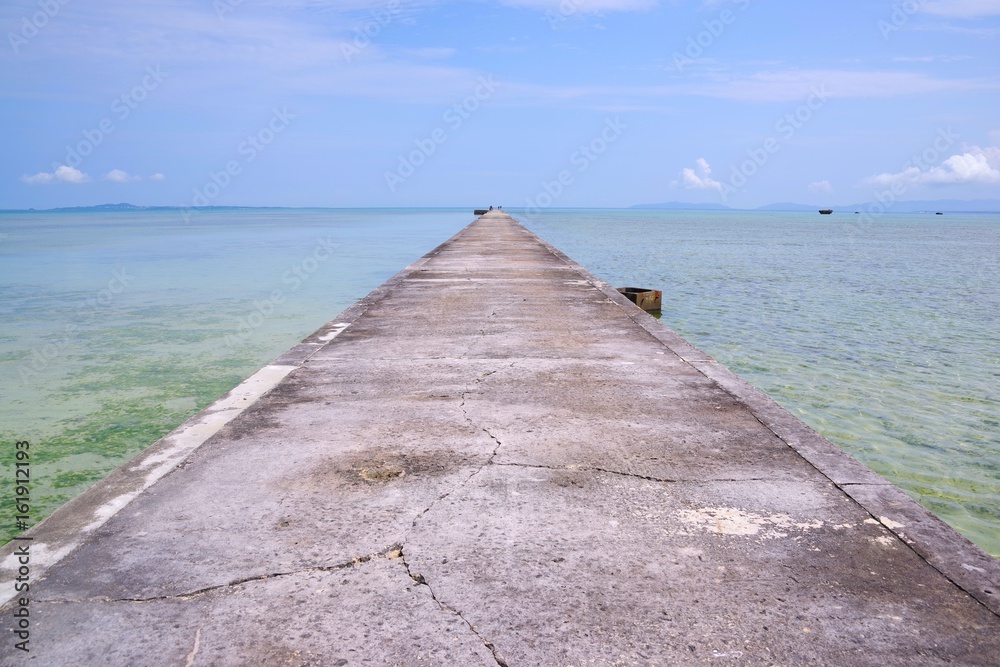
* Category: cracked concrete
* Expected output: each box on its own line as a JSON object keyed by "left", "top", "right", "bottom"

{"left": 2, "top": 211, "right": 999, "bottom": 665}
{"left": 97, "top": 544, "right": 408, "bottom": 604}
{"left": 396, "top": 545, "right": 509, "bottom": 667}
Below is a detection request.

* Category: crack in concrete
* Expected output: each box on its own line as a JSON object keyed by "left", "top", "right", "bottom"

{"left": 49, "top": 544, "right": 407, "bottom": 604}
{"left": 494, "top": 461, "right": 676, "bottom": 483}
{"left": 413, "top": 362, "right": 515, "bottom": 529}
{"left": 839, "top": 482, "right": 892, "bottom": 487}
{"left": 396, "top": 545, "right": 508, "bottom": 667}
{"left": 411, "top": 405, "right": 504, "bottom": 530}
{"left": 585, "top": 465, "right": 675, "bottom": 483}
{"left": 494, "top": 461, "right": 777, "bottom": 485}
{"left": 381, "top": 367, "right": 511, "bottom": 666}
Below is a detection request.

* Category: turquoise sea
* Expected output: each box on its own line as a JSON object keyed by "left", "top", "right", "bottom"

{"left": 1, "top": 208, "right": 998, "bottom": 557}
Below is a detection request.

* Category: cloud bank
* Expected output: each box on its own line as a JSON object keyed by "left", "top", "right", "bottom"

{"left": 20, "top": 166, "right": 90, "bottom": 185}
{"left": 866, "top": 145, "right": 1000, "bottom": 187}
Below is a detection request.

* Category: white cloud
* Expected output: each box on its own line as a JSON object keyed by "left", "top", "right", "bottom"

{"left": 19, "top": 1, "right": 991, "bottom": 110}
{"left": 104, "top": 169, "right": 141, "bottom": 183}
{"left": 866, "top": 145, "right": 1000, "bottom": 187}
{"left": 809, "top": 180, "right": 833, "bottom": 194}
{"left": 20, "top": 165, "right": 90, "bottom": 185}
{"left": 681, "top": 158, "right": 723, "bottom": 192}
{"left": 56, "top": 165, "right": 90, "bottom": 183}
{"left": 921, "top": 0, "right": 1000, "bottom": 18}
{"left": 150, "top": 173, "right": 166, "bottom": 181}
{"left": 20, "top": 172, "right": 54, "bottom": 185}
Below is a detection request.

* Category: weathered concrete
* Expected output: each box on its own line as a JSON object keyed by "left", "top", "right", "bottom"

{"left": 2, "top": 211, "right": 999, "bottom": 665}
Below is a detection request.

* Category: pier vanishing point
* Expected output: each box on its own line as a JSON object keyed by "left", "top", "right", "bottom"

{"left": 2, "top": 210, "right": 999, "bottom": 665}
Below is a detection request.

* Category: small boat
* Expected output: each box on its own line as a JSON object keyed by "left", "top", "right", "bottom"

{"left": 936, "top": 212, "right": 943, "bottom": 215}
{"left": 819, "top": 209, "right": 833, "bottom": 215}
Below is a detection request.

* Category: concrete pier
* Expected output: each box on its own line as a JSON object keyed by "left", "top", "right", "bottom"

{"left": 3, "top": 211, "right": 999, "bottom": 665}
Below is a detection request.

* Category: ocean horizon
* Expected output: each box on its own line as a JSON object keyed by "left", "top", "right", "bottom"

{"left": 1, "top": 207, "right": 997, "bottom": 557}
{"left": 4, "top": 199, "right": 1000, "bottom": 213}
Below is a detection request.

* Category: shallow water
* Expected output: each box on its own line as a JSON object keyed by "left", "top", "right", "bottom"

{"left": 0, "top": 208, "right": 469, "bottom": 542}
{"left": 1, "top": 207, "right": 997, "bottom": 557}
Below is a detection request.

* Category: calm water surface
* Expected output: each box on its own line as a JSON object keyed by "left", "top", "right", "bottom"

{"left": 1, "top": 207, "right": 997, "bottom": 556}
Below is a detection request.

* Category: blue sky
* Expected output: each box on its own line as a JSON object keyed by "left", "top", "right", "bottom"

{"left": 2, "top": 0, "right": 998, "bottom": 209}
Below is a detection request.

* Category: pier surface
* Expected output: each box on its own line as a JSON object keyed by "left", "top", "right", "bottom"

{"left": 3, "top": 211, "right": 999, "bottom": 665}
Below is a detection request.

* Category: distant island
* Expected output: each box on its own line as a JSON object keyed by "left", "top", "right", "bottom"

{"left": 0, "top": 203, "right": 298, "bottom": 214}
{"left": 20, "top": 203, "right": 283, "bottom": 213}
